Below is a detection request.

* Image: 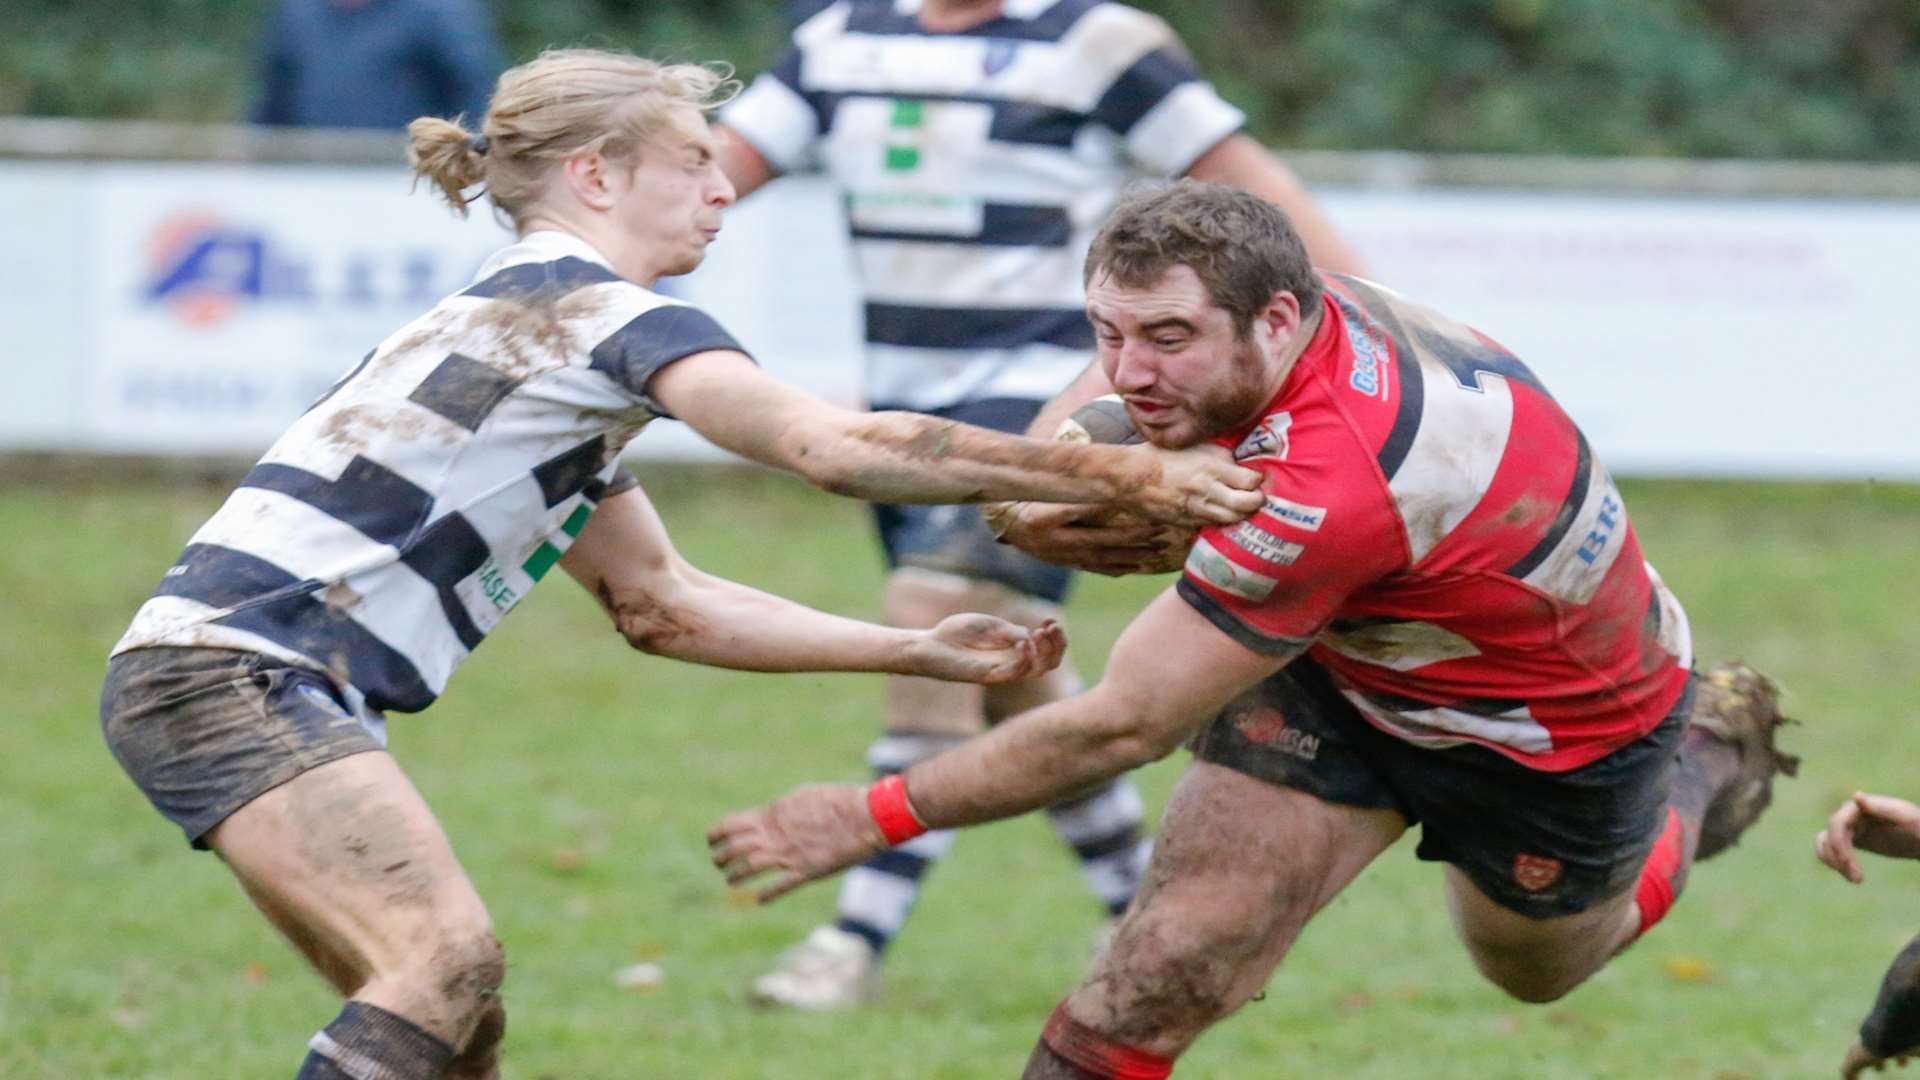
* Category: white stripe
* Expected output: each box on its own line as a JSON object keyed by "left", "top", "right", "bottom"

{"left": 1125, "top": 81, "right": 1243, "bottom": 175}
{"left": 1344, "top": 691, "right": 1555, "bottom": 756}
{"left": 863, "top": 341, "right": 1088, "bottom": 409}
{"left": 1388, "top": 357, "right": 1515, "bottom": 562}
{"left": 1317, "top": 620, "right": 1483, "bottom": 673}
{"left": 854, "top": 240, "right": 1087, "bottom": 308}
{"left": 837, "top": 866, "right": 928, "bottom": 929}
{"left": 1046, "top": 783, "right": 1145, "bottom": 843}
{"left": 822, "top": 99, "right": 1117, "bottom": 206}
{"left": 189, "top": 486, "right": 398, "bottom": 585}
{"left": 1646, "top": 561, "right": 1693, "bottom": 669}
{"left": 722, "top": 74, "right": 820, "bottom": 174}
{"left": 1521, "top": 467, "right": 1629, "bottom": 606}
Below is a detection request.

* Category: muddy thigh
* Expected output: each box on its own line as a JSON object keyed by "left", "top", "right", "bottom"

{"left": 207, "top": 752, "right": 502, "bottom": 1049}
{"left": 1067, "top": 761, "right": 1406, "bottom": 1057}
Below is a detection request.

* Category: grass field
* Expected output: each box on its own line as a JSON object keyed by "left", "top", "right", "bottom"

{"left": 3, "top": 466, "right": 1918, "bottom": 1079}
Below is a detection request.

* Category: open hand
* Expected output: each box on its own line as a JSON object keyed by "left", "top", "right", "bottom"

{"left": 908, "top": 615, "right": 1067, "bottom": 683}
{"left": 1817, "top": 792, "right": 1920, "bottom": 884}
{"left": 1123, "top": 443, "right": 1263, "bottom": 526}
{"left": 708, "top": 784, "right": 885, "bottom": 903}
{"left": 989, "top": 501, "right": 1195, "bottom": 576}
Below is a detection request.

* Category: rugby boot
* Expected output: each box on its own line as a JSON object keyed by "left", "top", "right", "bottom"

{"left": 1690, "top": 662, "right": 1800, "bottom": 861}
{"left": 748, "top": 925, "right": 881, "bottom": 1011}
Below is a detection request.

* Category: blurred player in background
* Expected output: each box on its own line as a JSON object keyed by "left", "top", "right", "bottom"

{"left": 711, "top": 182, "right": 1801, "bottom": 1078}
{"left": 255, "top": 0, "right": 504, "bottom": 131}
{"left": 714, "top": 0, "right": 1365, "bottom": 1010}
{"left": 101, "top": 51, "right": 1262, "bottom": 1080}
{"left": 1817, "top": 792, "right": 1920, "bottom": 1077}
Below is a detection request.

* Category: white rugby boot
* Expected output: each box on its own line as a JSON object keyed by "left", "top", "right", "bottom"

{"left": 748, "top": 925, "right": 882, "bottom": 1011}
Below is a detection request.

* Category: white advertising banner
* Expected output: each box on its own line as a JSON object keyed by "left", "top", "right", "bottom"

{"left": 1, "top": 159, "right": 1915, "bottom": 478}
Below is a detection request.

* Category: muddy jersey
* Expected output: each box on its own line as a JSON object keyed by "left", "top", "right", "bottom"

{"left": 1178, "top": 274, "right": 1692, "bottom": 771}
{"left": 722, "top": 0, "right": 1243, "bottom": 412}
{"left": 113, "top": 231, "right": 744, "bottom": 718}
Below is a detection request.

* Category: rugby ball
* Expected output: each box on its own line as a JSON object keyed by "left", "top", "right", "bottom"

{"left": 1053, "top": 394, "right": 1142, "bottom": 446}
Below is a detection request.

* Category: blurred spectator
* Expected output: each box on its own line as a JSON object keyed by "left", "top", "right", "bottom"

{"left": 255, "top": 0, "right": 504, "bottom": 130}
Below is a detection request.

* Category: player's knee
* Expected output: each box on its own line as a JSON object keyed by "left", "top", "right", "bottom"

{"left": 1097, "top": 911, "right": 1269, "bottom": 1031}
{"left": 406, "top": 924, "right": 506, "bottom": 1021}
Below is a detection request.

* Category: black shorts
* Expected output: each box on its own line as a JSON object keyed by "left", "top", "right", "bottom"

{"left": 1190, "top": 659, "right": 1694, "bottom": 916}
{"left": 869, "top": 397, "right": 1074, "bottom": 604}
{"left": 101, "top": 647, "right": 385, "bottom": 849}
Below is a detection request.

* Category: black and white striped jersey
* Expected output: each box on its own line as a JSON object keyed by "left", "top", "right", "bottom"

{"left": 113, "top": 231, "right": 745, "bottom": 720}
{"left": 722, "top": 0, "right": 1244, "bottom": 412}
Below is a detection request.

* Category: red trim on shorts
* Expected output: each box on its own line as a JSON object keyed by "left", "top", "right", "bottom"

{"left": 1042, "top": 1002, "right": 1175, "bottom": 1080}
{"left": 1634, "top": 806, "right": 1686, "bottom": 936}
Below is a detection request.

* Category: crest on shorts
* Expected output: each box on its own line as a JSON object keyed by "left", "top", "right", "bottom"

{"left": 1513, "top": 853, "right": 1564, "bottom": 893}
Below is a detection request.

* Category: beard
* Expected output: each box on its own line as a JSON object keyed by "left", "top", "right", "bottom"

{"left": 1133, "top": 339, "right": 1274, "bottom": 450}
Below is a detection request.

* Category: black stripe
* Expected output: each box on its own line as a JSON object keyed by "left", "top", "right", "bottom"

{"left": 531, "top": 437, "right": 608, "bottom": 509}
{"left": 1503, "top": 430, "right": 1593, "bottom": 580}
{"left": 407, "top": 352, "right": 522, "bottom": 432}
{"left": 398, "top": 514, "right": 492, "bottom": 652}
{"left": 241, "top": 457, "right": 432, "bottom": 549}
{"left": 462, "top": 256, "right": 621, "bottom": 301}
{"left": 1090, "top": 47, "right": 1198, "bottom": 136}
{"left": 588, "top": 305, "right": 745, "bottom": 401}
{"left": 1357, "top": 687, "right": 1529, "bottom": 718}
{"left": 806, "top": 90, "right": 1090, "bottom": 151}
{"left": 768, "top": 48, "right": 832, "bottom": 134}
{"left": 865, "top": 303, "right": 1092, "bottom": 351}
{"left": 850, "top": 202, "right": 1072, "bottom": 247}
{"left": 156, "top": 544, "right": 434, "bottom": 713}
{"left": 243, "top": 459, "right": 489, "bottom": 652}
{"left": 1642, "top": 586, "right": 1663, "bottom": 645}
{"left": 864, "top": 847, "right": 933, "bottom": 881}
{"left": 1071, "top": 826, "right": 1144, "bottom": 863}
{"left": 1175, "top": 578, "right": 1310, "bottom": 658}
{"left": 843, "top": 0, "right": 1095, "bottom": 41}
{"left": 1336, "top": 280, "right": 1426, "bottom": 482}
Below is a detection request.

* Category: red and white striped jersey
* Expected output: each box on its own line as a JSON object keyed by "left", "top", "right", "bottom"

{"left": 1178, "top": 273, "right": 1692, "bottom": 772}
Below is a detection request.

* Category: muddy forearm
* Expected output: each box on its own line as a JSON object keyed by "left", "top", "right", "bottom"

{"left": 806, "top": 413, "right": 1149, "bottom": 507}
{"left": 608, "top": 574, "right": 916, "bottom": 674}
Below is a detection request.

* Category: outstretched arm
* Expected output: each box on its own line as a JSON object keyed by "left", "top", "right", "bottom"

{"left": 560, "top": 484, "right": 1063, "bottom": 683}
{"left": 709, "top": 585, "right": 1300, "bottom": 900}
{"left": 1816, "top": 792, "right": 1920, "bottom": 884}
{"left": 645, "top": 350, "right": 1262, "bottom": 527}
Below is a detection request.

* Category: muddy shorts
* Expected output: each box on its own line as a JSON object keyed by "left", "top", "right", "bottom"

{"left": 101, "top": 646, "right": 385, "bottom": 849}
{"left": 869, "top": 397, "right": 1075, "bottom": 604}
{"left": 1190, "top": 658, "right": 1694, "bottom": 917}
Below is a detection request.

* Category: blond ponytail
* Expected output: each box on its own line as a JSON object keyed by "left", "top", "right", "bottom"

{"left": 407, "top": 116, "right": 490, "bottom": 218}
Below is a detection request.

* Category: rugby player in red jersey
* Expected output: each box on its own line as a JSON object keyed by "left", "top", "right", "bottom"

{"left": 709, "top": 181, "right": 1799, "bottom": 1078}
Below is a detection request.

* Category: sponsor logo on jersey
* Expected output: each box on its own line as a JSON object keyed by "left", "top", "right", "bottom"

{"left": 1186, "top": 537, "right": 1278, "bottom": 602}
{"left": 1345, "top": 316, "right": 1392, "bottom": 399}
{"left": 476, "top": 558, "right": 519, "bottom": 612}
{"left": 1513, "top": 853, "right": 1564, "bottom": 893}
{"left": 1233, "top": 411, "right": 1292, "bottom": 462}
{"left": 1231, "top": 521, "right": 1305, "bottom": 567}
{"left": 1261, "top": 494, "right": 1327, "bottom": 533}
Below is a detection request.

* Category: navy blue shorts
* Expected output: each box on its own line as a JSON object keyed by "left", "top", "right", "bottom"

{"left": 1190, "top": 658, "right": 1694, "bottom": 916}
{"left": 101, "top": 647, "right": 385, "bottom": 849}
{"left": 869, "top": 398, "right": 1074, "bottom": 604}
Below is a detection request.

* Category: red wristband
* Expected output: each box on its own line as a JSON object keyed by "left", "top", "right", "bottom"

{"left": 866, "top": 775, "right": 928, "bottom": 846}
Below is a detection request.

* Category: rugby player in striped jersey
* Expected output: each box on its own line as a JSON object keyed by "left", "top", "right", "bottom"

{"left": 99, "top": 51, "right": 1263, "bottom": 1080}
{"left": 711, "top": 182, "right": 1800, "bottom": 1078}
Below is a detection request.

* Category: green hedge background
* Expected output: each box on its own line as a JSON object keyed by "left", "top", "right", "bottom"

{"left": 5, "top": 0, "right": 1917, "bottom": 159}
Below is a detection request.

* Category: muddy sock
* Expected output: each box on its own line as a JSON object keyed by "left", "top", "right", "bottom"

{"left": 296, "top": 1001, "right": 454, "bottom": 1080}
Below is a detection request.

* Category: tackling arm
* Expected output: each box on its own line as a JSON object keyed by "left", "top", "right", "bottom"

{"left": 644, "top": 350, "right": 1261, "bottom": 526}
{"left": 709, "top": 586, "right": 1301, "bottom": 899}
{"left": 560, "top": 485, "right": 1062, "bottom": 682}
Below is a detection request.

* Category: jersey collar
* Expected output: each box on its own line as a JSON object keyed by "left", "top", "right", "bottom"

{"left": 470, "top": 230, "right": 618, "bottom": 285}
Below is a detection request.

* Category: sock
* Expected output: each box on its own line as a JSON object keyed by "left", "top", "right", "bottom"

{"left": 1631, "top": 727, "right": 1732, "bottom": 938}
{"left": 1035, "top": 1002, "right": 1175, "bottom": 1080}
{"left": 296, "top": 1001, "right": 454, "bottom": 1080}
{"left": 832, "top": 732, "right": 966, "bottom": 956}
{"left": 1046, "top": 779, "right": 1152, "bottom": 917}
